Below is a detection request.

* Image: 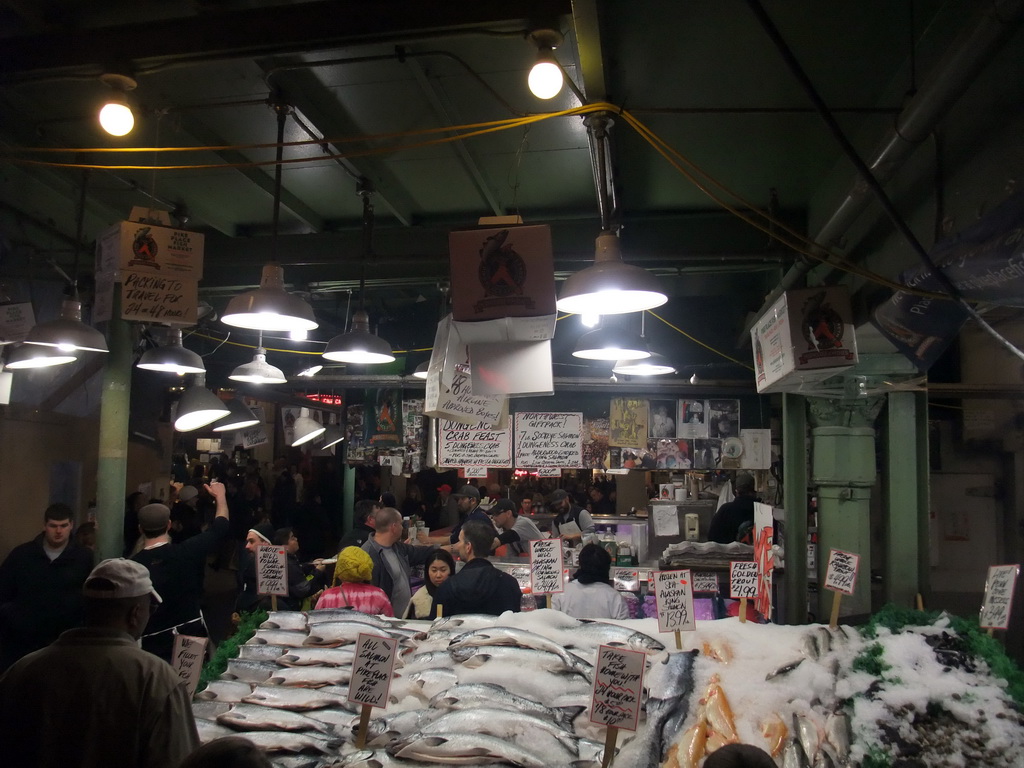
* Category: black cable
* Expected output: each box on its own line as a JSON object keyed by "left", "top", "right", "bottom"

{"left": 746, "top": 0, "right": 1024, "bottom": 363}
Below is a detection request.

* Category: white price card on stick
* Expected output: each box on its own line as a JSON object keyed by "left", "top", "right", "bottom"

{"left": 530, "top": 538, "right": 564, "bottom": 595}
{"left": 824, "top": 548, "right": 860, "bottom": 596}
{"left": 348, "top": 633, "right": 399, "bottom": 709}
{"left": 980, "top": 564, "right": 1020, "bottom": 630}
{"left": 652, "top": 569, "right": 696, "bottom": 632}
{"left": 171, "top": 635, "right": 208, "bottom": 698}
{"left": 692, "top": 572, "right": 720, "bottom": 594}
{"left": 589, "top": 645, "right": 645, "bottom": 731}
{"left": 256, "top": 545, "right": 288, "bottom": 596}
{"left": 729, "top": 561, "right": 759, "bottom": 599}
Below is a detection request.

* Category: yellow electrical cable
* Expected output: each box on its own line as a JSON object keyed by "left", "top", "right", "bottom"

{"left": 647, "top": 311, "right": 755, "bottom": 372}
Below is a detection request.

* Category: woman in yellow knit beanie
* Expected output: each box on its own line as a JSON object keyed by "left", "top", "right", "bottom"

{"left": 314, "top": 546, "right": 394, "bottom": 616}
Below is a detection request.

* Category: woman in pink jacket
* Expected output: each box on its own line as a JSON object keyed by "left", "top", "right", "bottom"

{"left": 315, "top": 546, "right": 394, "bottom": 616}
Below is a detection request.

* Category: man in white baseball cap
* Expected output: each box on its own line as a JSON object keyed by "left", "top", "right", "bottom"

{"left": 0, "top": 558, "right": 199, "bottom": 767}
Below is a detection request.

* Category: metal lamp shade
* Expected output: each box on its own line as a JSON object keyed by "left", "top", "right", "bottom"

{"left": 322, "top": 310, "right": 395, "bottom": 364}
{"left": 572, "top": 327, "right": 651, "bottom": 361}
{"left": 291, "top": 407, "right": 325, "bottom": 446}
{"left": 221, "top": 264, "right": 318, "bottom": 333}
{"left": 174, "top": 384, "right": 229, "bottom": 431}
{"left": 24, "top": 298, "right": 108, "bottom": 353}
{"left": 137, "top": 329, "right": 205, "bottom": 374}
{"left": 5, "top": 343, "right": 78, "bottom": 369}
{"left": 556, "top": 232, "right": 668, "bottom": 315}
{"left": 321, "top": 424, "right": 345, "bottom": 449}
{"left": 412, "top": 360, "right": 429, "bottom": 379}
{"left": 613, "top": 353, "right": 677, "bottom": 375}
{"left": 229, "top": 348, "right": 287, "bottom": 384}
{"left": 212, "top": 398, "right": 260, "bottom": 431}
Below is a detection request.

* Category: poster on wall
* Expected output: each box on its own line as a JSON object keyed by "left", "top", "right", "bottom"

{"left": 609, "top": 445, "right": 655, "bottom": 470}
{"left": 402, "top": 399, "right": 426, "bottom": 474}
{"left": 653, "top": 439, "right": 692, "bottom": 469}
{"left": 707, "top": 399, "right": 740, "bottom": 439}
{"left": 514, "top": 412, "right": 583, "bottom": 468}
{"left": 581, "top": 416, "right": 610, "bottom": 469}
{"left": 648, "top": 399, "right": 677, "bottom": 438}
{"left": 610, "top": 398, "right": 648, "bottom": 447}
{"left": 692, "top": 438, "right": 722, "bottom": 469}
{"left": 677, "top": 399, "right": 709, "bottom": 439}
{"left": 438, "top": 419, "right": 513, "bottom": 468}
{"left": 366, "top": 388, "right": 402, "bottom": 447}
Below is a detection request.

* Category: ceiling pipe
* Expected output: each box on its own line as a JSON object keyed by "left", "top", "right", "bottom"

{"left": 742, "top": 0, "right": 1024, "bottom": 339}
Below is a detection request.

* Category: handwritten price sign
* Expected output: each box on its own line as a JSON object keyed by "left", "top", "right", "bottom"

{"left": 729, "top": 561, "right": 759, "bottom": 599}
{"left": 589, "top": 645, "right": 645, "bottom": 731}
{"left": 530, "top": 538, "right": 564, "bottom": 595}
{"left": 824, "top": 548, "right": 860, "bottom": 596}
{"left": 348, "top": 633, "right": 398, "bottom": 709}
{"left": 171, "top": 635, "right": 208, "bottom": 698}
{"left": 256, "top": 545, "right": 288, "bottom": 596}
{"left": 980, "top": 564, "right": 1020, "bottom": 630}
{"left": 653, "top": 569, "right": 696, "bottom": 632}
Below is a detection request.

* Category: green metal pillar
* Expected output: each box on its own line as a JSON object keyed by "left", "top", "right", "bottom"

{"left": 884, "top": 391, "right": 921, "bottom": 608}
{"left": 916, "top": 391, "right": 931, "bottom": 602}
{"left": 96, "top": 299, "right": 132, "bottom": 561}
{"left": 782, "top": 393, "right": 808, "bottom": 624}
{"left": 341, "top": 457, "right": 355, "bottom": 536}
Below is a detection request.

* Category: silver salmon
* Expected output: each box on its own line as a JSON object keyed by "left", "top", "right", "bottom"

{"left": 216, "top": 703, "right": 334, "bottom": 733}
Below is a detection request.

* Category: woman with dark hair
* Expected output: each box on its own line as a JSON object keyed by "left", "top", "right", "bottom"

{"left": 404, "top": 548, "right": 456, "bottom": 619}
{"left": 552, "top": 543, "right": 628, "bottom": 619}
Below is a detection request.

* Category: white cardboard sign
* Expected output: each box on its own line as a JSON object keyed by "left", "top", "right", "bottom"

{"left": 980, "top": 564, "right": 1020, "bottom": 630}
{"left": 348, "top": 633, "right": 399, "bottom": 709}
{"left": 530, "top": 538, "right": 564, "bottom": 595}
{"left": 438, "top": 419, "right": 513, "bottom": 469}
{"left": 514, "top": 411, "right": 584, "bottom": 468}
{"left": 172, "top": 635, "right": 208, "bottom": 698}
{"left": 729, "top": 561, "right": 759, "bottom": 599}
{"left": 824, "top": 548, "right": 860, "bottom": 596}
{"left": 589, "top": 644, "right": 645, "bottom": 731}
{"left": 692, "top": 572, "right": 720, "bottom": 594}
{"left": 256, "top": 545, "right": 289, "bottom": 597}
{"left": 653, "top": 569, "right": 696, "bottom": 632}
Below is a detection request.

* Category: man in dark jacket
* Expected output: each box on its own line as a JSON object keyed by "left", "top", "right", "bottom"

{"left": 431, "top": 520, "right": 522, "bottom": 617}
{"left": 362, "top": 507, "right": 436, "bottom": 618}
{"left": 708, "top": 473, "right": 759, "bottom": 544}
{"left": 337, "top": 499, "right": 380, "bottom": 551}
{"left": 132, "top": 481, "right": 229, "bottom": 661}
{"left": 448, "top": 485, "right": 492, "bottom": 546}
{"left": 0, "top": 503, "right": 94, "bottom": 670}
{"left": 549, "top": 489, "right": 594, "bottom": 544}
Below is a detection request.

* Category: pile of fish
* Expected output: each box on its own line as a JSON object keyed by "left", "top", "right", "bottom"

{"left": 194, "top": 608, "right": 671, "bottom": 768}
{"left": 193, "top": 608, "right": 1024, "bottom": 767}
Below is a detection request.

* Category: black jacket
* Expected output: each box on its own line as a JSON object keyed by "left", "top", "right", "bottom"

{"left": 707, "top": 496, "right": 757, "bottom": 544}
{"left": 430, "top": 558, "right": 522, "bottom": 618}
{"left": 0, "top": 534, "right": 94, "bottom": 669}
{"left": 237, "top": 549, "right": 330, "bottom": 613}
{"left": 337, "top": 522, "right": 375, "bottom": 552}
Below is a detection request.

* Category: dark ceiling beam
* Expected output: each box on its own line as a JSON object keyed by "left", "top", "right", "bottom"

{"left": 569, "top": 0, "right": 607, "bottom": 102}
{"left": 405, "top": 58, "right": 503, "bottom": 216}
{"left": 256, "top": 58, "right": 417, "bottom": 226}
{"left": 0, "top": 0, "right": 573, "bottom": 79}
{"left": 39, "top": 355, "right": 107, "bottom": 411}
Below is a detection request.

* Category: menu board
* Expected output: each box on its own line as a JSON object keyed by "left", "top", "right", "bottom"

{"left": 514, "top": 412, "right": 583, "bottom": 468}
{"left": 530, "top": 538, "right": 564, "bottom": 595}
{"left": 589, "top": 645, "right": 645, "bottom": 731}
{"left": 824, "top": 548, "right": 860, "bottom": 596}
{"left": 348, "top": 633, "right": 398, "bottom": 709}
{"left": 652, "top": 569, "right": 696, "bottom": 632}
{"left": 980, "top": 564, "right": 1020, "bottom": 630}
{"left": 256, "top": 545, "right": 288, "bottom": 596}
{"left": 438, "top": 419, "right": 513, "bottom": 468}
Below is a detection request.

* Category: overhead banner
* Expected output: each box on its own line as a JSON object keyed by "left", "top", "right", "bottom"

{"left": 871, "top": 190, "right": 1024, "bottom": 369}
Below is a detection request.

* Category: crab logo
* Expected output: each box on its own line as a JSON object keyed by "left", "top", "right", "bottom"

{"left": 802, "top": 292, "right": 843, "bottom": 351}
{"left": 477, "top": 229, "right": 526, "bottom": 298}
{"left": 129, "top": 226, "right": 160, "bottom": 269}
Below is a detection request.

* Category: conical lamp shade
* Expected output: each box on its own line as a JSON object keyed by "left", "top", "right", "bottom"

{"left": 5, "top": 343, "right": 78, "bottom": 369}
{"left": 322, "top": 310, "right": 395, "bottom": 364}
{"left": 174, "top": 379, "right": 230, "bottom": 431}
{"left": 137, "top": 328, "right": 205, "bottom": 374}
{"left": 321, "top": 424, "right": 345, "bottom": 449}
{"left": 24, "top": 298, "right": 108, "bottom": 353}
{"left": 556, "top": 232, "right": 668, "bottom": 315}
{"left": 572, "top": 326, "right": 651, "bottom": 361}
{"left": 412, "top": 361, "right": 429, "bottom": 379}
{"left": 229, "top": 348, "right": 286, "bottom": 384}
{"left": 212, "top": 398, "right": 260, "bottom": 432}
{"left": 612, "top": 353, "right": 676, "bottom": 376}
{"left": 291, "top": 407, "right": 325, "bottom": 446}
{"left": 222, "top": 264, "right": 318, "bottom": 332}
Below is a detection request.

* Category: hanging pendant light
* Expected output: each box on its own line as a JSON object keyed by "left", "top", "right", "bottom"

{"left": 173, "top": 374, "right": 229, "bottom": 431}
{"left": 137, "top": 328, "right": 204, "bottom": 374}
{"left": 411, "top": 360, "right": 429, "bottom": 379}
{"left": 291, "top": 407, "right": 325, "bottom": 446}
{"left": 296, "top": 363, "right": 323, "bottom": 377}
{"left": 321, "top": 415, "right": 345, "bottom": 449}
{"left": 5, "top": 342, "right": 78, "bottom": 370}
{"left": 323, "top": 184, "right": 395, "bottom": 365}
{"left": 612, "top": 353, "right": 676, "bottom": 376}
{"left": 572, "top": 326, "right": 650, "bottom": 361}
{"left": 557, "top": 112, "right": 667, "bottom": 315}
{"left": 221, "top": 102, "right": 317, "bottom": 333}
{"left": 230, "top": 332, "right": 286, "bottom": 384}
{"left": 527, "top": 29, "right": 564, "bottom": 100}
{"left": 24, "top": 294, "right": 109, "bottom": 353}
{"left": 212, "top": 398, "right": 260, "bottom": 432}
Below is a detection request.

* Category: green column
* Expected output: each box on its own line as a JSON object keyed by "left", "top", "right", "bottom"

{"left": 341, "top": 457, "right": 355, "bottom": 536}
{"left": 916, "top": 391, "right": 931, "bottom": 602}
{"left": 96, "top": 299, "right": 132, "bottom": 561}
{"left": 782, "top": 393, "right": 808, "bottom": 624}
{"left": 884, "top": 391, "right": 921, "bottom": 607}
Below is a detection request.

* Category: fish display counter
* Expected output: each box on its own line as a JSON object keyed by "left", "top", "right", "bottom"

{"left": 193, "top": 606, "right": 1024, "bottom": 767}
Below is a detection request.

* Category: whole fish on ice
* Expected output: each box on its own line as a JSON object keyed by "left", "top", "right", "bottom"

{"left": 638, "top": 650, "right": 698, "bottom": 768}
{"left": 194, "top": 679, "right": 254, "bottom": 703}
{"left": 243, "top": 683, "right": 355, "bottom": 711}
{"left": 216, "top": 703, "right": 335, "bottom": 733}
{"left": 430, "top": 683, "right": 584, "bottom": 729}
